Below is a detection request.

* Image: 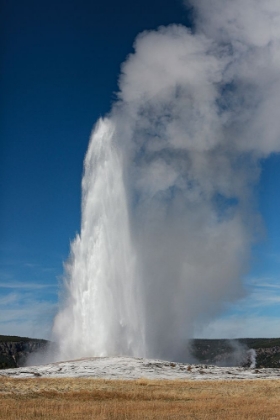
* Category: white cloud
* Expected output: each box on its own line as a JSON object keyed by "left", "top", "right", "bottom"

{"left": 0, "top": 282, "right": 57, "bottom": 289}
{"left": 194, "top": 275, "right": 280, "bottom": 338}
{"left": 0, "top": 293, "right": 19, "bottom": 306}
{"left": 0, "top": 291, "right": 57, "bottom": 339}
{"left": 0, "top": 264, "right": 58, "bottom": 338}
{"left": 195, "top": 315, "right": 280, "bottom": 339}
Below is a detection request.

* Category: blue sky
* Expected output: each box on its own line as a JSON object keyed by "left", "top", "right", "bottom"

{"left": 1, "top": 0, "right": 280, "bottom": 339}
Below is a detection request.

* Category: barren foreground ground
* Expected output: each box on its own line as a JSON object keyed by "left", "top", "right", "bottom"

{"left": 1, "top": 377, "right": 280, "bottom": 419}
{"left": 2, "top": 356, "right": 280, "bottom": 380}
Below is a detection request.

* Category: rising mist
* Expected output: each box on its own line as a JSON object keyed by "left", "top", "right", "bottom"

{"left": 51, "top": 0, "right": 280, "bottom": 362}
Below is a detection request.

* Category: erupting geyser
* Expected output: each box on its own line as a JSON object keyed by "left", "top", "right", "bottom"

{"left": 52, "top": 0, "right": 280, "bottom": 362}
{"left": 53, "top": 119, "right": 146, "bottom": 358}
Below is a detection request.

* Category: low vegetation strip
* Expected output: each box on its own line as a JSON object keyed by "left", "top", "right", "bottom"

{"left": 1, "top": 378, "right": 280, "bottom": 419}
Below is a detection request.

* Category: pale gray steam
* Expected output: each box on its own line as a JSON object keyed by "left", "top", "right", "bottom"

{"left": 210, "top": 342, "right": 256, "bottom": 368}
{"left": 51, "top": 0, "right": 280, "bottom": 362}
{"left": 248, "top": 348, "right": 257, "bottom": 368}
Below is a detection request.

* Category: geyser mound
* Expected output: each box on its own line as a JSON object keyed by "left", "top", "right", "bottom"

{"left": 3, "top": 356, "right": 280, "bottom": 380}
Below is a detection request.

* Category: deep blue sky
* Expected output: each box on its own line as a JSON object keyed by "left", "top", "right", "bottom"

{"left": 1, "top": 0, "right": 279, "bottom": 339}
{"left": 0, "top": 0, "right": 189, "bottom": 267}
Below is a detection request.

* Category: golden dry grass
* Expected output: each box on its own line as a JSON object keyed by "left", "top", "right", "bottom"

{"left": 1, "top": 377, "right": 280, "bottom": 419}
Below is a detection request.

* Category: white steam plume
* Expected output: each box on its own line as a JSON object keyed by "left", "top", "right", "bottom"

{"left": 51, "top": 1, "right": 280, "bottom": 362}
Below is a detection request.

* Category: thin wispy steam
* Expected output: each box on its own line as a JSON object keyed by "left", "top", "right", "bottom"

{"left": 51, "top": 0, "right": 280, "bottom": 362}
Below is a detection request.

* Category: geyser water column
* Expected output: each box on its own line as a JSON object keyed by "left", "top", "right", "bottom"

{"left": 52, "top": 119, "right": 145, "bottom": 359}
{"left": 52, "top": 0, "right": 280, "bottom": 362}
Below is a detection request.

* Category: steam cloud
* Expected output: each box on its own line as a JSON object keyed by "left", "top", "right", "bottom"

{"left": 52, "top": 0, "right": 280, "bottom": 362}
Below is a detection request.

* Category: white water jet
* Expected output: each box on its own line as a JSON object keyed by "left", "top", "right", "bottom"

{"left": 53, "top": 119, "right": 145, "bottom": 359}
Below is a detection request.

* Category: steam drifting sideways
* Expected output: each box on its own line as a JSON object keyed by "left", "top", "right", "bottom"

{"left": 52, "top": 0, "right": 280, "bottom": 362}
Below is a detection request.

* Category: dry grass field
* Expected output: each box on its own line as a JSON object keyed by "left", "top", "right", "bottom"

{"left": 1, "top": 377, "right": 280, "bottom": 419}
